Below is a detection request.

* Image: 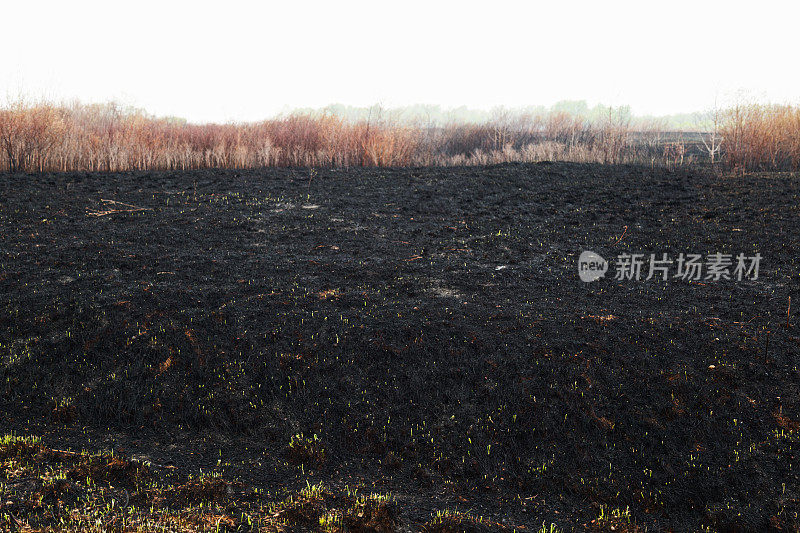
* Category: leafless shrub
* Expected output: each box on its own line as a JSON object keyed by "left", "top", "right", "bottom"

{"left": 721, "top": 103, "right": 800, "bottom": 173}
{"left": 1, "top": 99, "right": 797, "bottom": 173}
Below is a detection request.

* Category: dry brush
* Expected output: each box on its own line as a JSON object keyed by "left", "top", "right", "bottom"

{"left": 1, "top": 100, "right": 798, "bottom": 173}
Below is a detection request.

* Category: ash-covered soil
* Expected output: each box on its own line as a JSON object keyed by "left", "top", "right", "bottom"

{"left": 1, "top": 163, "right": 799, "bottom": 531}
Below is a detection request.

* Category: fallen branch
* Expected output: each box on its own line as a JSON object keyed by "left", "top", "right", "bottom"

{"left": 87, "top": 199, "right": 152, "bottom": 217}
{"left": 611, "top": 225, "right": 628, "bottom": 246}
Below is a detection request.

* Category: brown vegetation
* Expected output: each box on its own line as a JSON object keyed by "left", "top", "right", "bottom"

{"left": 720, "top": 103, "right": 800, "bottom": 173}
{"left": 7, "top": 99, "right": 796, "bottom": 173}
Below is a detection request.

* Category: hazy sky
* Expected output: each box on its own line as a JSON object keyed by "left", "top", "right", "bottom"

{"left": 2, "top": 0, "right": 798, "bottom": 123}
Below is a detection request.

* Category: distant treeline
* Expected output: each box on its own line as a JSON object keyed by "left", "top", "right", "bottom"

{"left": 0, "top": 100, "right": 797, "bottom": 173}
{"left": 289, "top": 101, "right": 711, "bottom": 130}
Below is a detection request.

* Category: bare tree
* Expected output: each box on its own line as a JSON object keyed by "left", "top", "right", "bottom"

{"left": 699, "top": 105, "right": 723, "bottom": 166}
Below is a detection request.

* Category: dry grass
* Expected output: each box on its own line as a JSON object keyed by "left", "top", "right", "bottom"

{"left": 721, "top": 103, "right": 800, "bottom": 173}
{"left": 0, "top": 101, "right": 422, "bottom": 172}
{"left": 1, "top": 99, "right": 798, "bottom": 172}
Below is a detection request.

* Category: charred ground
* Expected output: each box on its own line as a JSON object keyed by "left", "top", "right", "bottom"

{"left": 1, "top": 163, "right": 799, "bottom": 531}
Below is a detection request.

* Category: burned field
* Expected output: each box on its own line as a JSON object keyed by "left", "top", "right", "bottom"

{"left": 1, "top": 162, "right": 799, "bottom": 531}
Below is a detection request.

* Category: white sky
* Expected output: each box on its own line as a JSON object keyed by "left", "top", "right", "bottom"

{"left": 2, "top": 0, "right": 798, "bottom": 123}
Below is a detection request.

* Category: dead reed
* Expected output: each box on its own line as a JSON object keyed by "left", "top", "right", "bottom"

{"left": 1, "top": 99, "right": 797, "bottom": 173}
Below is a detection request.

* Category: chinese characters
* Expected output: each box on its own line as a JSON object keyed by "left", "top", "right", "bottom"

{"left": 612, "top": 252, "right": 761, "bottom": 281}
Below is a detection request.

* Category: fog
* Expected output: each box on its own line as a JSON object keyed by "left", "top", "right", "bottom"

{"left": 2, "top": 0, "right": 798, "bottom": 123}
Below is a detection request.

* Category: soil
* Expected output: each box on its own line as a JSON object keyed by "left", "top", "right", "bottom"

{"left": 1, "top": 162, "right": 799, "bottom": 531}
